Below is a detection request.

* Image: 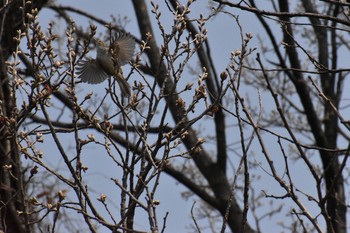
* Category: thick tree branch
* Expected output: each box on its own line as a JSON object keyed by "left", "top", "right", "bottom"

{"left": 132, "top": 1, "right": 255, "bottom": 232}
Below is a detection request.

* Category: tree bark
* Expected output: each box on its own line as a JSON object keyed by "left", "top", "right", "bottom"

{"left": 0, "top": 1, "right": 48, "bottom": 232}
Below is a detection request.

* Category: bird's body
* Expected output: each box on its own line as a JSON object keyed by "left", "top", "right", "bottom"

{"left": 76, "top": 32, "right": 135, "bottom": 96}
{"left": 96, "top": 42, "right": 115, "bottom": 75}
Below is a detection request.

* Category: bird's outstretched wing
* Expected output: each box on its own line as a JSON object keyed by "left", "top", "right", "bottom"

{"left": 76, "top": 58, "right": 109, "bottom": 84}
{"left": 111, "top": 32, "right": 136, "bottom": 66}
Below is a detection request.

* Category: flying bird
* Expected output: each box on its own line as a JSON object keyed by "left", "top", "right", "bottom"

{"left": 76, "top": 32, "right": 136, "bottom": 96}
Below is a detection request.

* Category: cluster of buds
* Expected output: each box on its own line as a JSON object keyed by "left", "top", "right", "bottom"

{"left": 195, "top": 84, "right": 207, "bottom": 100}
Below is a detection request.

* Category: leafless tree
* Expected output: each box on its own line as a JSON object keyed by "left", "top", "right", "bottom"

{"left": 0, "top": 0, "right": 349, "bottom": 233}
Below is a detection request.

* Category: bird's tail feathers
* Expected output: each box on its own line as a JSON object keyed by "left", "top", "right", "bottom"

{"left": 114, "top": 69, "right": 131, "bottom": 97}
